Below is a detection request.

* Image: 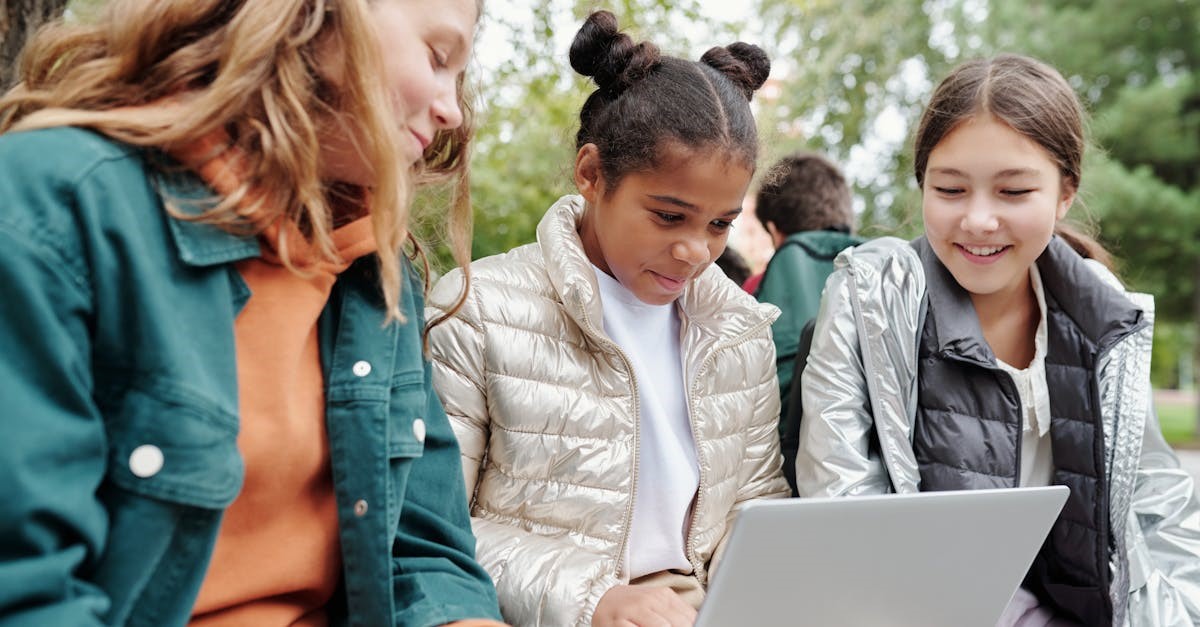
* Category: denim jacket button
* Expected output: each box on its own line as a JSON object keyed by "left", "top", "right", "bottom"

{"left": 352, "top": 360, "right": 372, "bottom": 377}
{"left": 353, "top": 499, "right": 369, "bottom": 517}
{"left": 412, "top": 418, "right": 426, "bottom": 443}
{"left": 129, "top": 445, "right": 164, "bottom": 478}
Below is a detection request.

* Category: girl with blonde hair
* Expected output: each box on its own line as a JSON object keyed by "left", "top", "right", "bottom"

{"left": 0, "top": 1, "right": 502, "bottom": 625}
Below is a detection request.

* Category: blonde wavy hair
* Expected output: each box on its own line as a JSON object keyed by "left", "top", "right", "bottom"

{"left": 0, "top": 0, "right": 477, "bottom": 322}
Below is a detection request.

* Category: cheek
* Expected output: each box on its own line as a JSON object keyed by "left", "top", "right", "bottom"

{"left": 401, "top": 70, "right": 435, "bottom": 114}
{"left": 709, "top": 235, "right": 728, "bottom": 261}
{"left": 374, "top": 35, "right": 433, "bottom": 119}
{"left": 1014, "top": 199, "right": 1061, "bottom": 238}
{"left": 921, "top": 199, "right": 952, "bottom": 236}
{"left": 384, "top": 61, "right": 421, "bottom": 118}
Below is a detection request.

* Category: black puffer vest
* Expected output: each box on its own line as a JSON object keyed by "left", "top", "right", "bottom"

{"left": 910, "top": 237, "right": 1145, "bottom": 625}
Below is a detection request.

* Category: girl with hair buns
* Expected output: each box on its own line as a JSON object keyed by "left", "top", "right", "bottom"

{"left": 0, "top": 0, "right": 504, "bottom": 625}
{"left": 795, "top": 53, "right": 1200, "bottom": 626}
{"left": 426, "top": 10, "right": 789, "bottom": 627}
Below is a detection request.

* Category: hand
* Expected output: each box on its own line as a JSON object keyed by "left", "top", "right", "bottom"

{"left": 592, "top": 584, "right": 697, "bottom": 627}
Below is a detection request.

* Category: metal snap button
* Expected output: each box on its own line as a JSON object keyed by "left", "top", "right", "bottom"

{"left": 354, "top": 499, "right": 369, "bottom": 517}
{"left": 129, "top": 445, "right": 164, "bottom": 478}
{"left": 412, "top": 418, "right": 426, "bottom": 443}
{"left": 352, "top": 360, "right": 372, "bottom": 377}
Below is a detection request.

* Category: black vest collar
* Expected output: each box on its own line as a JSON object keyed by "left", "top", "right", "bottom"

{"left": 1035, "top": 236, "right": 1144, "bottom": 351}
{"left": 911, "top": 237, "right": 992, "bottom": 365}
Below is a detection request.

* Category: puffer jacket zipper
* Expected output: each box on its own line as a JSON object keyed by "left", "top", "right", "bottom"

{"left": 684, "top": 313, "right": 778, "bottom": 586}
{"left": 576, "top": 300, "right": 642, "bottom": 580}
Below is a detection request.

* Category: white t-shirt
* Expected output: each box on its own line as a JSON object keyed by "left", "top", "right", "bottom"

{"left": 593, "top": 266, "right": 699, "bottom": 579}
{"left": 995, "top": 265, "right": 1054, "bottom": 488}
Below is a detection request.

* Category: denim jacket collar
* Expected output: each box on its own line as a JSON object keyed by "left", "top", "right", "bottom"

{"left": 152, "top": 164, "right": 261, "bottom": 268}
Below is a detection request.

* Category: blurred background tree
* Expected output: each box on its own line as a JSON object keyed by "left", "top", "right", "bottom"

{"left": 1, "top": 0, "right": 69, "bottom": 90}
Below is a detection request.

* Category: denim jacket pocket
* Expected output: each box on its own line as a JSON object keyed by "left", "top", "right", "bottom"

{"left": 98, "top": 378, "right": 243, "bottom": 509}
{"left": 388, "top": 374, "right": 428, "bottom": 460}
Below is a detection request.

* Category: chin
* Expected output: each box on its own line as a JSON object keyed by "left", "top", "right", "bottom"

{"left": 955, "top": 278, "right": 1007, "bottom": 298}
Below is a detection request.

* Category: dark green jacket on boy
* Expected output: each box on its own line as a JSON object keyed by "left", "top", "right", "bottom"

{"left": 755, "top": 229, "right": 863, "bottom": 414}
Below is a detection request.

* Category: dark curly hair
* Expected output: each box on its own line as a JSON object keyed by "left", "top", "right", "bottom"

{"left": 755, "top": 152, "right": 854, "bottom": 236}
{"left": 570, "top": 10, "right": 771, "bottom": 189}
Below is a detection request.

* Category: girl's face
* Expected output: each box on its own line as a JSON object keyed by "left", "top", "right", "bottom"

{"left": 575, "top": 144, "right": 752, "bottom": 306}
{"left": 922, "top": 114, "right": 1075, "bottom": 305}
{"left": 319, "top": 0, "right": 477, "bottom": 184}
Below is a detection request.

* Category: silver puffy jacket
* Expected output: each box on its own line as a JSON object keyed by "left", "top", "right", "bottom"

{"left": 427, "top": 195, "right": 790, "bottom": 627}
{"left": 796, "top": 236, "right": 1200, "bottom": 626}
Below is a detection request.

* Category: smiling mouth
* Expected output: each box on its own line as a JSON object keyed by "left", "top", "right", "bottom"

{"left": 411, "top": 131, "right": 431, "bottom": 151}
{"left": 957, "top": 243, "right": 1010, "bottom": 257}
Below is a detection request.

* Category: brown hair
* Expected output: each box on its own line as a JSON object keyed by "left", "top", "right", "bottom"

{"left": 755, "top": 152, "right": 854, "bottom": 236}
{"left": 570, "top": 10, "right": 771, "bottom": 189}
{"left": 0, "top": 0, "right": 477, "bottom": 322}
{"left": 913, "top": 53, "right": 1113, "bottom": 269}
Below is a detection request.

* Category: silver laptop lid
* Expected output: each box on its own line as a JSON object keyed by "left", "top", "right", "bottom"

{"left": 696, "top": 486, "right": 1068, "bottom": 627}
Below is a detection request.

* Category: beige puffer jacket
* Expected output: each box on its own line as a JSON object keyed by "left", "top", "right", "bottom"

{"left": 427, "top": 195, "right": 789, "bottom": 627}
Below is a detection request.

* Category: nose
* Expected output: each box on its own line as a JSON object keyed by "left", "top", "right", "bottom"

{"left": 960, "top": 196, "right": 999, "bottom": 235}
{"left": 672, "top": 235, "right": 709, "bottom": 266}
{"left": 431, "top": 79, "right": 464, "bottom": 131}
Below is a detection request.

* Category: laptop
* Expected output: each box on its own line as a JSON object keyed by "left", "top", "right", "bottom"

{"left": 695, "top": 486, "right": 1068, "bottom": 627}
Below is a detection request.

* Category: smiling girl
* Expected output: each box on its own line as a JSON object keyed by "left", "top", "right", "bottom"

{"left": 793, "top": 54, "right": 1200, "bottom": 626}
{"left": 425, "top": 10, "right": 789, "bottom": 627}
{"left": 0, "top": 1, "right": 503, "bottom": 625}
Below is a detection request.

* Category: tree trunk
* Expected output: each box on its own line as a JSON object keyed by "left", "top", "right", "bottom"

{"left": 0, "top": 0, "right": 70, "bottom": 91}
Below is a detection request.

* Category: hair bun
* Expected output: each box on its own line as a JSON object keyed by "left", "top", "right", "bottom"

{"left": 700, "top": 43, "right": 771, "bottom": 100}
{"left": 569, "top": 10, "right": 661, "bottom": 94}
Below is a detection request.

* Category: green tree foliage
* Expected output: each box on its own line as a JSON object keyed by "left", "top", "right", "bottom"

{"left": 754, "top": 0, "right": 991, "bottom": 234}
{"left": 987, "top": 0, "right": 1200, "bottom": 320}
{"left": 462, "top": 3, "right": 582, "bottom": 263}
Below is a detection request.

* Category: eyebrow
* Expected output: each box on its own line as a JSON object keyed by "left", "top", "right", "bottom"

{"left": 927, "top": 167, "right": 1042, "bottom": 179}
{"left": 994, "top": 168, "right": 1041, "bottom": 179}
{"left": 647, "top": 194, "right": 743, "bottom": 216}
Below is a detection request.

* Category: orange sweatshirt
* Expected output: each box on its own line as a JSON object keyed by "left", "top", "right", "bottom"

{"left": 171, "top": 136, "right": 504, "bottom": 627}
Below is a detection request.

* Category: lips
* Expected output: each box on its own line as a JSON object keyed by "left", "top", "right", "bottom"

{"left": 650, "top": 270, "right": 688, "bottom": 293}
{"left": 411, "top": 130, "right": 431, "bottom": 151}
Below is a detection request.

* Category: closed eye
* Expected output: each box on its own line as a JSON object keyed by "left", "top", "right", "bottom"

{"left": 654, "top": 211, "right": 684, "bottom": 224}
{"left": 1000, "top": 189, "right": 1034, "bottom": 197}
{"left": 429, "top": 46, "right": 449, "bottom": 69}
{"left": 934, "top": 186, "right": 964, "bottom": 196}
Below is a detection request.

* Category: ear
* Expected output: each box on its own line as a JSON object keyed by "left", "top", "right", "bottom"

{"left": 1056, "top": 178, "right": 1077, "bottom": 221}
{"left": 574, "top": 143, "right": 604, "bottom": 204}
{"left": 764, "top": 221, "right": 783, "bottom": 246}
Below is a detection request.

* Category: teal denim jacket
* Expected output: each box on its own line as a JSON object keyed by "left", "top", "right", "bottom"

{"left": 0, "top": 128, "right": 501, "bottom": 626}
